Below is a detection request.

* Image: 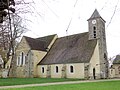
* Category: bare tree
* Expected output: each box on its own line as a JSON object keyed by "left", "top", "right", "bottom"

{"left": 0, "top": 13, "right": 27, "bottom": 66}
{"left": 0, "top": 0, "right": 57, "bottom": 76}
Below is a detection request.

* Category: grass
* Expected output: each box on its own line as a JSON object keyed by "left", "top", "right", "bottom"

{"left": 2, "top": 80, "right": 120, "bottom": 90}
{"left": 0, "top": 78, "right": 80, "bottom": 86}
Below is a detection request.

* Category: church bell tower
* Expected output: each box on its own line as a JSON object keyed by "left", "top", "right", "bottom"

{"left": 88, "top": 9, "right": 108, "bottom": 79}
{"left": 88, "top": 9, "right": 106, "bottom": 40}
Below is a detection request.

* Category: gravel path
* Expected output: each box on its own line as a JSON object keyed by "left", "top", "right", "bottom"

{"left": 0, "top": 79, "right": 120, "bottom": 89}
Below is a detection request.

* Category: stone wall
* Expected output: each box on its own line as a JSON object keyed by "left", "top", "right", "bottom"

{"left": 0, "top": 69, "right": 8, "bottom": 78}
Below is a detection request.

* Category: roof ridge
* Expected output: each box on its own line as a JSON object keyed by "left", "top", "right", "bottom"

{"left": 59, "top": 32, "right": 88, "bottom": 39}
{"left": 36, "top": 34, "right": 57, "bottom": 39}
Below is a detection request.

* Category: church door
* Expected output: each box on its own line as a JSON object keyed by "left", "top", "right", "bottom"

{"left": 93, "top": 68, "right": 96, "bottom": 79}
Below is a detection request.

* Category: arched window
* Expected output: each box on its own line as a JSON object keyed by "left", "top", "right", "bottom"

{"left": 93, "top": 26, "right": 96, "bottom": 30}
{"left": 70, "top": 66, "right": 74, "bottom": 73}
{"left": 21, "top": 52, "right": 24, "bottom": 65}
{"left": 56, "top": 66, "right": 58, "bottom": 73}
{"left": 19, "top": 52, "right": 26, "bottom": 66}
{"left": 42, "top": 67, "right": 44, "bottom": 73}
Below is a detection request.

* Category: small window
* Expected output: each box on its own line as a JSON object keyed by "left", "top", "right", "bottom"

{"left": 42, "top": 67, "right": 44, "bottom": 73}
{"left": 70, "top": 66, "right": 74, "bottom": 73}
{"left": 56, "top": 66, "right": 58, "bottom": 73}
{"left": 93, "top": 26, "right": 96, "bottom": 30}
{"left": 94, "top": 34, "right": 96, "bottom": 38}
{"left": 93, "top": 26, "right": 96, "bottom": 38}
{"left": 94, "top": 30, "right": 96, "bottom": 33}
{"left": 21, "top": 52, "right": 24, "bottom": 65}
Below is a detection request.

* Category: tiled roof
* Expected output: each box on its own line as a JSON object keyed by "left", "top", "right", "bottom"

{"left": 36, "top": 34, "right": 57, "bottom": 48}
{"left": 113, "top": 55, "right": 120, "bottom": 64}
{"left": 38, "top": 32, "right": 97, "bottom": 65}
{"left": 24, "top": 34, "right": 56, "bottom": 51}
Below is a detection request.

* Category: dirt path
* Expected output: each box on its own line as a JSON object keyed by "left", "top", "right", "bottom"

{"left": 0, "top": 79, "right": 120, "bottom": 89}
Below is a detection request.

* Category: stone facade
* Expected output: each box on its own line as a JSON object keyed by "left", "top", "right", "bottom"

{"left": 10, "top": 34, "right": 57, "bottom": 78}
{"left": 88, "top": 9, "right": 108, "bottom": 78}
{"left": 109, "top": 64, "right": 120, "bottom": 78}
{"left": 37, "top": 63, "right": 85, "bottom": 79}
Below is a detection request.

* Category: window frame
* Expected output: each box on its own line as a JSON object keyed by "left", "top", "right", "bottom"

{"left": 17, "top": 52, "right": 27, "bottom": 66}
{"left": 42, "top": 67, "right": 45, "bottom": 73}
{"left": 55, "top": 66, "right": 59, "bottom": 73}
{"left": 70, "top": 65, "right": 74, "bottom": 73}
{"left": 21, "top": 52, "right": 24, "bottom": 65}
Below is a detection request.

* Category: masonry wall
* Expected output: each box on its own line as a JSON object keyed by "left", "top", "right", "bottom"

{"left": 66, "top": 63, "right": 85, "bottom": 79}
{"left": 89, "top": 41, "right": 101, "bottom": 79}
{"left": 37, "top": 65, "right": 48, "bottom": 78}
{"left": 15, "top": 37, "right": 31, "bottom": 77}
{"left": 111, "top": 64, "right": 120, "bottom": 78}
{"left": 38, "top": 63, "right": 85, "bottom": 79}
{"left": 32, "top": 50, "right": 47, "bottom": 77}
{"left": 50, "top": 64, "right": 63, "bottom": 78}
{"left": 109, "top": 68, "right": 115, "bottom": 78}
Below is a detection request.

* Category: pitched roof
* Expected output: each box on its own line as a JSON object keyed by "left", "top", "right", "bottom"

{"left": 24, "top": 34, "right": 56, "bottom": 51}
{"left": 88, "top": 9, "right": 105, "bottom": 22}
{"left": 36, "top": 34, "right": 57, "bottom": 48}
{"left": 113, "top": 55, "right": 120, "bottom": 64}
{"left": 38, "top": 32, "right": 97, "bottom": 65}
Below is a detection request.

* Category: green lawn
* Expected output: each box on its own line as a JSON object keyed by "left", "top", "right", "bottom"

{"left": 0, "top": 78, "right": 80, "bottom": 86}
{"left": 2, "top": 80, "right": 120, "bottom": 90}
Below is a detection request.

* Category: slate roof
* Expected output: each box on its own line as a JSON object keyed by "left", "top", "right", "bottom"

{"left": 113, "top": 55, "right": 120, "bottom": 64}
{"left": 36, "top": 34, "right": 57, "bottom": 48}
{"left": 38, "top": 32, "right": 97, "bottom": 65}
{"left": 24, "top": 34, "right": 56, "bottom": 51}
{"left": 88, "top": 9, "right": 105, "bottom": 22}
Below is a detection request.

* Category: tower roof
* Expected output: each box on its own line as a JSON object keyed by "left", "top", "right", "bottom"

{"left": 88, "top": 9, "right": 105, "bottom": 22}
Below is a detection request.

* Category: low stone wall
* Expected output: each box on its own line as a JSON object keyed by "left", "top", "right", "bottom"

{"left": 0, "top": 69, "right": 8, "bottom": 78}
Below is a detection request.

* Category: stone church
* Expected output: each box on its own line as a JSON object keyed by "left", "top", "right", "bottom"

{"left": 10, "top": 9, "right": 108, "bottom": 79}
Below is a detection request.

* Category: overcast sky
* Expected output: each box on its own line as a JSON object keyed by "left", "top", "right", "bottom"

{"left": 21, "top": 0, "right": 120, "bottom": 58}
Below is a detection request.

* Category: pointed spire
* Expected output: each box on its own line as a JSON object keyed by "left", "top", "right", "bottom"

{"left": 90, "top": 9, "right": 101, "bottom": 19}
{"left": 88, "top": 9, "right": 105, "bottom": 22}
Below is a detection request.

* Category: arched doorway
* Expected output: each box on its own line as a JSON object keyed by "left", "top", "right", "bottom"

{"left": 93, "top": 68, "right": 96, "bottom": 79}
